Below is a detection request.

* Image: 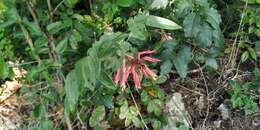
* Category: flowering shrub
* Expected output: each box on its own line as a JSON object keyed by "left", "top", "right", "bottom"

{"left": 114, "top": 50, "right": 160, "bottom": 89}
{"left": 0, "top": 0, "right": 230, "bottom": 129}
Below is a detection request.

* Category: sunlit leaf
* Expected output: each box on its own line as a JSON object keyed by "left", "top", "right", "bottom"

{"left": 56, "top": 37, "right": 68, "bottom": 54}
{"left": 66, "top": 0, "right": 79, "bottom": 7}
{"left": 147, "top": 99, "right": 163, "bottom": 116}
{"left": 146, "top": 15, "right": 182, "bottom": 30}
{"left": 116, "top": 0, "right": 134, "bottom": 7}
{"left": 64, "top": 70, "right": 80, "bottom": 113}
{"left": 0, "top": 54, "right": 9, "bottom": 80}
{"left": 150, "top": 0, "right": 168, "bottom": 10}
{"left": 241, "top": 51, "right": 249, "bottom": 63}
{"left": 46, "top": 21, "right": 65, "bottom": 34}
{"left": 89, "top": 106, "right": 106, "bottom": 127}
{"left": 248, "top": 47, "right": 257, "bottom": 60}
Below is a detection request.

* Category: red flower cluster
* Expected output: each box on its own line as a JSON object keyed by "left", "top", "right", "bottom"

{"left": 114, "top": 50, "right": 160, "bottom": 89}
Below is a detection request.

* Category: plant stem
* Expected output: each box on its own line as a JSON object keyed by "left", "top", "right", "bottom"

{"left": 65, "top": 111, "right": 73, "bottom": 130}
{"left": 129, "top": 91, "right": 149, "bottom": 130}
{"left": 17, "top": 15, "right": 42, "bottom": 64}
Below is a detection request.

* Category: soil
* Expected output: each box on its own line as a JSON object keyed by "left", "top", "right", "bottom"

{"left": 163, "top": 60, "right": 260, "bottom": 130}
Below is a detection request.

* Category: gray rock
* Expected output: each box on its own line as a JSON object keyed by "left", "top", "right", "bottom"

{"left": 163, "top": 93, "right": 191, "bottom": 130}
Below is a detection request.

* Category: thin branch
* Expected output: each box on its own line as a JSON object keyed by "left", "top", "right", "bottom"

{"left": 17, "top": 15, "right": 42, "bottom": 64}
{"left": 129, "top": 91, "right": 149, "bottom": 130}
{"left": 53, "top": 0, "right": 66, "bottom": 13}
{"left": 171, "top": 65, "right": 206, "bottom": 74}
{"left": 26, "top": 1, "right": 40, "bottom": 27}
{"left": 77, "top": 113, "right": 87, "bottom": 130}
{"left": 47, "top": 0, "right": 53, "bottom": 20}
{"left": 65, "top": 112, "right": 73, "bottom": 130}
{"left": 226, "top": 0, "right": 248, "bottom": 69}
{"left": 174, "top": 83, "right": 204, "bottom": 96}
{"left": 194, "top": 62, "right": 210, "bottom": 128}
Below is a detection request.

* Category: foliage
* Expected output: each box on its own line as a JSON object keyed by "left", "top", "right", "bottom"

{"left": 159, "top": 0, "right": 224, "bottom": 77}
{"left": 229, "top": 68, "right": 260, "bottom": 114}
{"left": 1, "top": 0, "right": 258, "bottom": 129}
{"left": 220, "top": 0, "right": 260, "bottom": 63}
{"left": 239, "top": 6, "right": 260, "bottom": 62}
{"left": 0, "top": 30, "right": 13, "bottom": 80}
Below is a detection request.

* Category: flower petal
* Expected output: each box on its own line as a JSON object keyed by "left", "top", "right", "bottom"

{"left": 122, "top": 63, "right": 126, "bottom": 72}
{"left": 121, "top": 65, "right": 131, "bottom": 88}
{"left": 131, "top": 66, "right": 141, "bottom": 89}
{"left": 138, "top": 50, "right": 156, "bottom": 60}
{"left": 114, "top": 67, "right": 121, "bottom": 86}
{"left": 143, "top": 65, "right": 157, "bottom": 80}
{"left": 138, "top": 65, "right": 143, "bottom": 78}
{"left": 143, "top": 56, "right": 160, "bottom": 62}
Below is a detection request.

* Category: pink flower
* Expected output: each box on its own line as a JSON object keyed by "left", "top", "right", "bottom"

{"left": 113, "top": 50, "right": 160, "bottom": 89}
{"left": 143, "top": 65, "right": 157, "bottom": 80}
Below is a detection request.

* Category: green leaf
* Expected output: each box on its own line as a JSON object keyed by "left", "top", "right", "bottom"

{"left": 94, "top": 127, "right": 104, "bottom": 130}
{"left": 0, "top": 1, "right": 6, "bottom": 10}
{"left": 42, "top": 120, "right": 53, "bottom": 130}
{"left": 33, "top": 104, "right": 45, "bottom": 119}
{"left": 156, "top": 75, "right": 168, "bottom": 84}
{"left": 98, "top": 71, "right": 116, "bottom": 90}
{"left": 116, "top": 0, "right": 134, "bottom": 7}
{"left": 241, "top": 51, "right": 249, "bottom": 63}
{"left": 147, "top": 99, "right": 163, "bottom": 116}
{"left": 178, "top": 125, "right": 189, "bottom": 130}
{"left": 255, "top": 41, "right": 260, "bottom": 57}
{"left": 64, "top": 70, "right": 80, "bottom": 113}
{"left": 22, "top": 18, "right": 42, "bottom": 36}
{"left": 0, "top": 20, "right": 16, "bottom": 28}
{"left": 160, "top": 60, "right": 173, "bottom": 75}
{"left": 125, "top": 115, "right": 132, "bottom": 127}
{"left": 75, "top": 56, "right": 101, "bottom": 91}
{"left": 157, "top": 88, "right": 165, "bottom": 100}
{"left": 119, "top": 101, "right": 128, "bottom": 119}
{"left": 196, "top": 23, "right": 212, "bottom": 48}
{"left": 205, "top": 57, "right": 218, "bottom": 70}
{"left": 174, "top": 0, "right": 193, "bottom": 18}
{"left": 129, "top": 106, "right": 139, "bottom": 116}
{"left": 254, "top": 68, "right": 260, "bottom": 79}
{"left": 92, "top": 92, "right": 114, "bottom": 108}
{"left": 173, "top": 46, "right": 192, "bottom": 78}
{"left": 150, "top": 0, "right": 168, "bottom": 10}
{"left": 206, "top": 8, "right": 221, "bottom": 29}
{"left": 141, "top": 91, "right": 149, "bottom": 103}
{"left": 145, "top": 15, "right": 182, "bottom": 30}
{"left": 3, "top": 7, "right": 18, "bottom": 21}
{"left": 26, "top": 64, "right": 48, "bottom": 81}
{"left": 131, "top": 116, "right": 143, "bottom": 128}
{"left": 89, "top": 106, "right": 106, "bottom": 127}
{"left": 213, "top": 28, "right": 224, "bottom": 48}
{"left": 183, "top": 13, "right": 201, "bottom": 37}
{"left": 66, "top": 0, "right": 79, "bottom": 7}
{"left": 152, "top": 120, "right": 162, "bottom": 130}
{"left": 248, "top": 47, "right": 257, "bottom": 60}
{"left": 127, "top": 16, "right": 148, "bottom": 41}
{"left": 160, "top": 39, "right": 178, "bottom": 64}
{"left": 46, "top": 21, "right": 65, "bottom": 34}
{"left": 0, "top": 55, "right": 9, "bottom": 80}
{"left": 56, "top": 37, "right": 68, "bottom": 54}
